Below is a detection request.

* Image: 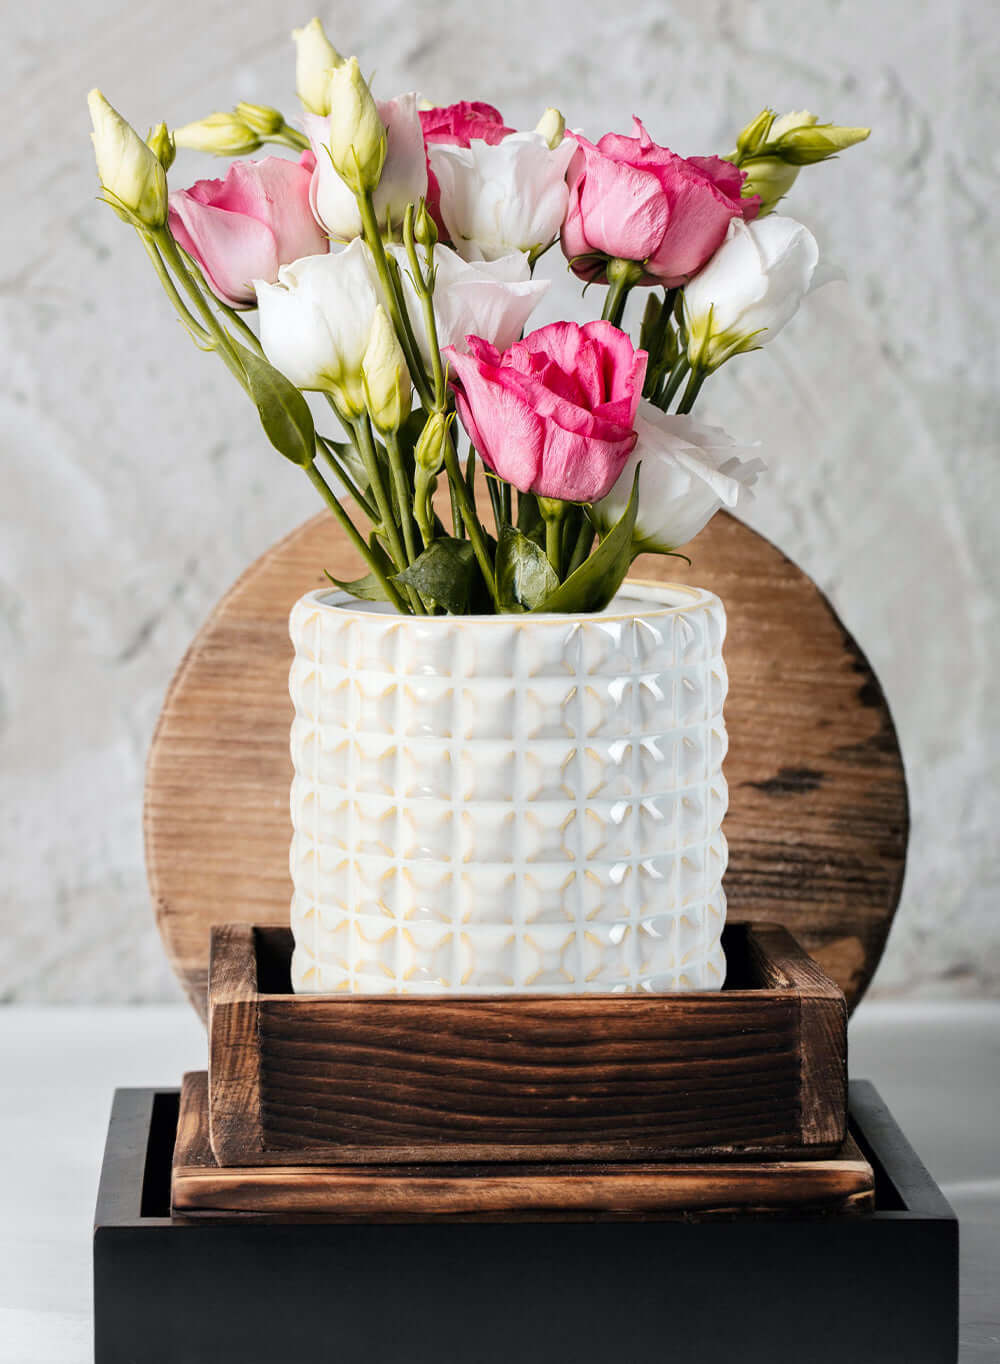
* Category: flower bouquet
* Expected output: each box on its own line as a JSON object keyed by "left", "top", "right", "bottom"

{"left": 89, "top": 21, "right": 868, "bottom": 994}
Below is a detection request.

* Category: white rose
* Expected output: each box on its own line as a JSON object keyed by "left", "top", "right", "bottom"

{"left": 385, "top": 244, "right": 549, "bottom": 365}
{"left": 305, "top": 92, "right": 427, "bottom": 239}
{"left": 255, "top": 238, "right": 380, "bottom": 416}
{"left": 428, "top": 131, "right": 576, "bottom": 262}
{"left": 593, "top": 404, "right": 764, "bottom": 552}
{"left": 683, "top": 216, "right": 819, "bottom": 371}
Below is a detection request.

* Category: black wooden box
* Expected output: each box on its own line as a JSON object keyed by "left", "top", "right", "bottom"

{"left": 93, "top": 1080, "right": 957, "bottom": 1364}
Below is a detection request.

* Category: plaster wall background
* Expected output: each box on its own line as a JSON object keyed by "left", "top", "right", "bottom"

{"left": 1, "top": 0, "right": 996, "bottom": 1001}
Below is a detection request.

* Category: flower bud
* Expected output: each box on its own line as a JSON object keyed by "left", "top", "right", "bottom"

{"left": 413, "top": 411, "right": 452, "bottom": 542}
{"left": 734, "top": 107, "right": 775, "bottom": 160}
{"left": 88, "top": 89, "right": 168, "bottom": 229}
{"left": 325, "top": 57, "right": 386, "bottom": 194}
{"left": 233, "top": 101, "right": 286, "bottom": 136}
{"left": 362, "top": 306, "right": 411, "bottom": 434}
{"left": 146, "top": 121, "right": 176, "bottom": 172}
{"left": 739, "top": 155, "right": 799, "bottom": 216}
{"left": 292, "top": 17, "right": 345, "bottom": 116}
{"left": 769, "top": 121, "right": 871, "bottom": 165}
{"left": 767, "top": 109, "right": 818, "bottom": 141}
{"left": 173, "top": 111, "right": 261, "bottom": 156}
{"left": 413, "top": 198, "right": 438, "bottom": 250}
{"left": 414, "top": 410, "right": 450, "bottom": 475}
{"left": 535, "top": 106, "right": 566, "bottom": 149}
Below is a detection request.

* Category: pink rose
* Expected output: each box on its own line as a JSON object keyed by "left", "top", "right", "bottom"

{"left": 168, "top": 154, "right": 328, "bottom": 309}
{"left": 561, "top": 118, "right": 760, "bottom": 287}
{"left": 419, "top": 101, "right": 515, "bottom": 237}
{"left": 444, "top": 321, "right": 647, "bottom": 503}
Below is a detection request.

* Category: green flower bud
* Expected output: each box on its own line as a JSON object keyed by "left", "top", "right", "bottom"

{"left": 413, "top": 411, "right": 452, "bottom": 542}
{"left": 233, "top": 101, "right": 286, "bottom": 137}
{"left": 767, "top": 109, "right": 818, "bottom": 141}
{"left": 362, "top": 306, "right": 411, "bottom": 435}
{"left": 413, "top": 198, "right": 438, "bottom": 250}
{"left": 146, "top": 121, "right": 176, "bottom": 172}
{"left": 740, "top": 155, "right": 800, "bottom": 216}
{"left": 325, "top": 57, "right": 386, "bottom": 195}
{"left": 88, "top": 89, "right": 168, "bottom": 229}
{"left": 173, "top": 111, "right": 261, "bottom": 156}
{"left": 414, "top": 410, "right": 450, "bottom": 475}
{"left": 734, "top": 107, "right": 774, "bottom": 160}
{"left": 535, "top": 106, "right": 566, "bottom": 149}
{"left": 769, "top": 121, "right": 871, "bottom": 165}
{"left": 292, "top": 17, "right": 345, "bottom": 116}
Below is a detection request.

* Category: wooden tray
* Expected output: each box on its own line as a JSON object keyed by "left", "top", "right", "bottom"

{"left": 176, "top": 1071, "right": 871, "bottom": 1219}
{"left": 95, "top": 1082, "right": 958, "bottom": 1363}
{"left": 209, "top": 920, "right": 847, "bottom": 1166}
{"left": 145, "top": 509, "right": 909, "bottom": 1021}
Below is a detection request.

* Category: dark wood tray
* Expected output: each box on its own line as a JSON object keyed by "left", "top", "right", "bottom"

{"left": 94, "top": 1081, "right": 957, "bottom": 1364}
{"left": 175, "top": 1071, "right": 872, "bottom": 1219}
{"left": 209, "top": 920, "right": 847, "bottom": 1166}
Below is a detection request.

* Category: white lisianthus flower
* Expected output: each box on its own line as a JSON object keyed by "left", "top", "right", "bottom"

{"left": 428, "top": 131, "right": 576, "bottom": 262}
{"left": 593, "top": 404, "right": 765, "bottom": 553}
{"left": 385, "top": 244, "right": 550, "bottom": 365}
{"left": 305, "top": 91, "right": 427, "bottom": 238}
{"left": 255, "top": 239, "right": 381, "bottom": 417}
{"left": 683, "top": 216, "right": 819, "bottom": 372}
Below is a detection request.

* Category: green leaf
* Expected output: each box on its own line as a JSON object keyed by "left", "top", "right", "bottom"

{"left": 393, "top": 537, "right": 480, "bottom": 615}
{"left": 324, "top": 540, "right": 395, "bottom": 603}
{"left": 234, "top": 342, "right": 315, "bottom": 467}
{"left": 532, "top": 467, "right": 641, "bottom": 614}
{"left": 324, "top": 569, "right": 388, "bottom": 602}
{"left": 496, "top": 525, "right": 559, "bottom": 612}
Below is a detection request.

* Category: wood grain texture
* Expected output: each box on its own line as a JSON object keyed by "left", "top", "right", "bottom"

{"left": 145, "top": 505, "right": 908, "bottom": 1020}
{"left": 208, "top": 921, "right": 846, "bottom": 1166}
{"left": 176, "top": 1072, "right": 873, "bottom": 1220}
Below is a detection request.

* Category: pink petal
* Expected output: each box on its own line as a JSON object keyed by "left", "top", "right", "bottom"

{"left": 168, "top": 192, "right": 277, "bottom": 307}
{"left": 578, "top": 152, "right": 669, "bottom": 263}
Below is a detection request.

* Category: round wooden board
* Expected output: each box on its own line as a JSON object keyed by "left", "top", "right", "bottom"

{"left": 145, "top": 507, "right": 907, "bottom": 1021}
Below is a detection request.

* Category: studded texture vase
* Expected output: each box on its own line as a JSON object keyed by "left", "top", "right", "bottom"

{"left": 288, "top": 580, "right": 728, "bottom": 995}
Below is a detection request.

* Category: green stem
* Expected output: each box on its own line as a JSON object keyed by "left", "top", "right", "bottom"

{"left": 385, "top": 431, "right": 421, "bottom": 573}
{"left": 403, "top": 206, "right": 446, "bottom": 409}
{"left": 155, "top": 228, "right": 247, "bottom": 390}
{"left": 270, "top": 126, "right": 310, "bottom": 152}
{"left": 566, "top": 515, "right": 595, "bottom": 576}
{"left": 140, "top": 233, "right": 211, "bottom": 346}
{"left": 485, "top": 474, "right": 504, "bottom": 539}
{"left": 657, "top": 356, "right": 691, "bottom": 411}
{"left": 500, "top": 481, "right": 512, "bottom": 527}
{"left": 545, "top": 517, "right": 562, "bottom": 576}
{"left": 304, "top": 462, "right": 409, "bottom": 614}
{"left": 215, "top": 299, "right": 265, "bottom": 354}
{"left": 316, "top": 435, "right": 378, "bottom": 520}
{"left": 352, "top": 414, "right": 408, "bottom": 573}
{"left": 442, "top": 432, "right": 498, "bottom": 608}
{"left": 602, "top": 258, "right": 642, "bottom": 329}
{"left": 676, "top": 367, "right": 707, "bottom": 415}
{"left": 358, "top": 190, "right": 434, "bottom": 408}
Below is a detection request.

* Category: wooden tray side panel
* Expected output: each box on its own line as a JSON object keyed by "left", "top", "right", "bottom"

{"left": 178, "top": 1073, "right": 873, "bottom": 1220}
{"left": 147, "top": 508, "right": 908, "bottom": 1019}
{"left": 208, "top": 922, "right": 847, "bottom": 1167}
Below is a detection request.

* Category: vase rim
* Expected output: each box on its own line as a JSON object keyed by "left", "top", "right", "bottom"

{"left": 298, "top": 578, "right": 719, "bottom": 625}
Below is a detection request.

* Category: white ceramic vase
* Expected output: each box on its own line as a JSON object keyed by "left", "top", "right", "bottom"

{"left": 288, "top": 581, "right": 728, "bottom": 994}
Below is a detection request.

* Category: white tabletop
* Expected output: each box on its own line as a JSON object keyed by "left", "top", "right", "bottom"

{"left": 1, "top": 1001, "right": 997, "bottom": 1363}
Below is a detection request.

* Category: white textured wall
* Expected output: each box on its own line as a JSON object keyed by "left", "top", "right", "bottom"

{"left": 1, "top": 0, "right": 997, "bottom": 1002}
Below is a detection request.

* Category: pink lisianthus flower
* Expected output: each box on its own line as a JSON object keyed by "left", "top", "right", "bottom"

{"left": 561, "top": 118, "right": 760, "bottom": 287}
{"left": 444, "top": 321, "right": 647, "bottom": 503}
{"left": 168, "top": 154, "right": 327, "bottom": 309}
{"left": 419, "top": 101, "right": 515, "bottom": 237}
